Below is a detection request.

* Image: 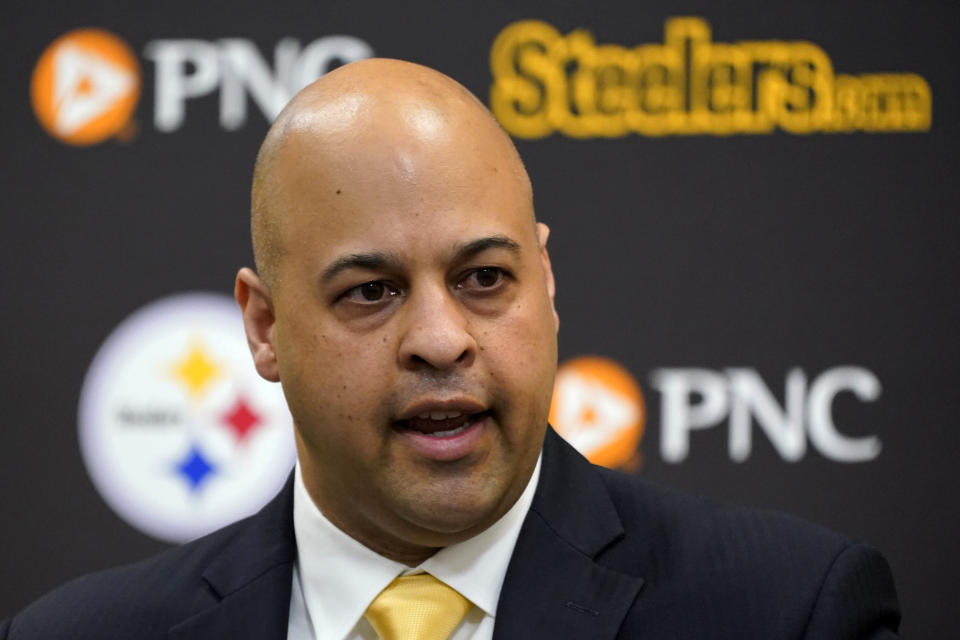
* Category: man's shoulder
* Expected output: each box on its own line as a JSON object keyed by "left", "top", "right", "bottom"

{"left": 4, "top": 518, "right": 251, "bottom": 640}
{"left": 597, "top": 464, "right": 849, "bottom": 548}
{"left": 4, "top": 473, "right": 297, "bottom": 640}
{"left": 504, "top": 433, "right": 899, "bottom": 637}
{"left": 536, "top": 428, "right": 865, "bottom": 578}
{"left": 589, "top": 465, "right": 900, "bottom": 637}
{"left": 594, "top": 464, "right": 858, "bottom": 573}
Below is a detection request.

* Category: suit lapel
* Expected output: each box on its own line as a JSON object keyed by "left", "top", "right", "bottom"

{"left": 493, "top": 429, "right": 644, "bottom": 639}
{"left": 167, "top": 431, "right": 643, "bottom": 639}
{"left": 169, "top": 475, "right": 296, "bottom": 640}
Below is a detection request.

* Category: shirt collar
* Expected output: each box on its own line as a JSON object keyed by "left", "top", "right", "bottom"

{"left": 293, "top": 455, "right": 541, "bottom": 640}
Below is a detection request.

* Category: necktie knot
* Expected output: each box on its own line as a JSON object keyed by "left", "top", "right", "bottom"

{"left": 364, "top": 573, "right": 472, "bottom": 640}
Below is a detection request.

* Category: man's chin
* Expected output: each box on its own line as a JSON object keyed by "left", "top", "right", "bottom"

{"left": 392, "top": 489, "right": 512, "bottom": 544}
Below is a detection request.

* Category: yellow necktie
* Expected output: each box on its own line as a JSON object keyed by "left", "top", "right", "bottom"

{"left": 364, "top": 573, "right": 472, "bottom": 640}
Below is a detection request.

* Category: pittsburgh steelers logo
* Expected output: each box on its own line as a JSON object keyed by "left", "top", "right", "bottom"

{"left": 78, "top": 293, "right": 295, "bottom": 542}
{"left": 549, "top": 356, "right": 645, "bottom": 470}
{"left": 31, "top": 28, "right": 140, "bottom": 146}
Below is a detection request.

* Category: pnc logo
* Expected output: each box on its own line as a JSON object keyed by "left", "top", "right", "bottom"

{"left": 30, "top": 28, "right": 373, "bottom": 146}
{"left": 549, "top": 356, "right": 646, "bottom": 470}
{"left": 31, "top": 28, "right": 141, "bottom": 146}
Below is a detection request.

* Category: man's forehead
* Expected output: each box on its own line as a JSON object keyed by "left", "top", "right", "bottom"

{"left": 310, "top": 210, "right": 537, "bottom": 263}
{"left": 252, "top": 59, "right": 535, "bottom": 286}
{"left": 271, "top": 118, "right": 534, "bottom": 240}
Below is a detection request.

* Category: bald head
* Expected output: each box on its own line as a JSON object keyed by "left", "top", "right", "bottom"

{"left": 250, "top": 58, "right": 534, "bottom": 288}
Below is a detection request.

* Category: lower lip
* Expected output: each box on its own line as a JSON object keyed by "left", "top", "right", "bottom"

{"left": 396, "top": 413, "right": 488, "bottom": 462}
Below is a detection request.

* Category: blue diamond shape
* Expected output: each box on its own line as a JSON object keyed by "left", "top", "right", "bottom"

{"left": 174, "top": 445, "right": 216, "bottom": 492}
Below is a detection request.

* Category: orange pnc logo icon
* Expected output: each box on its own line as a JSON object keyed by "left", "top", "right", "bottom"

{"left": 31, "top": 28, "right": 141, "bottom": 146}
{"left": 549, "top": 356, "right": 645, "bottom": 470}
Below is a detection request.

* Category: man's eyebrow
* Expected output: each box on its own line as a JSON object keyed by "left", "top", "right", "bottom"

{"left": 321, "top": 252, "right": 400, "bottom": 283}
{"left": 320, "top": 236, "right": 520, "bottom": 284}
{"left": 453, "top": 235, "right": 522, "bottom": 261}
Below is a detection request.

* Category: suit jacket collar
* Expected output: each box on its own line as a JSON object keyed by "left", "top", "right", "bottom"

{"left": 166, "top": 427, "right": 643, "bottom": 640}
{"left": 493, "top": 428, "right": 645, "bottom": 639}
{"left": 168, "top": 474, "right": 297, "bottom": 640}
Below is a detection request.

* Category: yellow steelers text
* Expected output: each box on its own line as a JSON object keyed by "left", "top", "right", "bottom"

{"left": 489, "top": 17, "right": 931, "bottom": 138}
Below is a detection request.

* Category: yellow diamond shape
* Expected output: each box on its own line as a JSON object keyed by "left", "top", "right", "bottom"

{"left": 171, "top": 342, "right": 220, "bottom": 398}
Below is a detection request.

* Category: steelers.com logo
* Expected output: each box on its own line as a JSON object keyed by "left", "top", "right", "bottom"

{"left": 31, "top": 28, "right": 140, "bottom": 146}
{"left": 549, "top": 356, "right": 645, "bottom": 470}
{"left": 78, "top": 292, "right": 295, "bottom": 543}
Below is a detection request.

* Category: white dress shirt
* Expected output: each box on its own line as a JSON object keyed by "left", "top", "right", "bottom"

{"left": 287, "top": 455, "right": 542, "bottom": 640}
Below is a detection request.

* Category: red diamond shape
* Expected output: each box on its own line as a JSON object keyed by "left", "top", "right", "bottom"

{"left": 222, "top": 395, "right": 262, "bottom": 443}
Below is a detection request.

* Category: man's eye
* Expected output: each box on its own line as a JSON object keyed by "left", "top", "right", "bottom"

{"left": 461, "top": 267, "right": 505, "bottom": 290}
{"left": 360, "top": 282, "right": 386, "bottom": 301}
{"left": 344, "top": 281, "right": 399, "bottom": 303}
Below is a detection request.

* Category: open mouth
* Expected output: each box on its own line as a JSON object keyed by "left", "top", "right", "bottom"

{"left": 398, "top": 410, "right": 489, "bottom": 438}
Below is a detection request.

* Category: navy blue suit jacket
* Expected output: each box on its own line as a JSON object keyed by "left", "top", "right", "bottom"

{"left": 1, "top": 429, "right": 900, "bottom": 638}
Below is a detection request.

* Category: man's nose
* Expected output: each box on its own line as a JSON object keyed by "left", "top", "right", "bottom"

{"left": 397, "top": 286, "right": 476, "bottom": 371}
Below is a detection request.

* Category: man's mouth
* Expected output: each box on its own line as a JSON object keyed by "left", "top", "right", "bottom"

{"left": 399, "top": 411, "right": 489, "bottom": 438}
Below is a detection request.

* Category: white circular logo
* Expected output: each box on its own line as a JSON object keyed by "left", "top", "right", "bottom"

{"left": 78, "top": 292, "right": 296, "bottom": 543}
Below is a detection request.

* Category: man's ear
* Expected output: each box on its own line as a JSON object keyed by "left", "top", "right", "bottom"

{"left": 535, "top": 222, "right": 559, "bottom": 331}
{"left": 235, "top": 267, "right": 280, "bottom": 382}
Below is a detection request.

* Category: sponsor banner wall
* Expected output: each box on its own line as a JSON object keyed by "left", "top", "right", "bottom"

{"left": 2, "top": 2, "right": 957, "bottom": 635}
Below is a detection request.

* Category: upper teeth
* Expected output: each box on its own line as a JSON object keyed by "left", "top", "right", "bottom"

{"left": 416, "top": 411, "right": 463, "bottom": 420}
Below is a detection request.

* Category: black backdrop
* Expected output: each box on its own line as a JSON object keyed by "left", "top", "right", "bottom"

{"left": 3, "top": 1, "right": 957, "bottom": 636}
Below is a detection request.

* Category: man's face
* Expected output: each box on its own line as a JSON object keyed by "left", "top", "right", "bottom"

{"left": 262, "top": 114, "right": 558, "bottom": 560}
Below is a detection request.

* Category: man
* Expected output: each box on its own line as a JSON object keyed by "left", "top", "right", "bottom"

{"left": 2, "top": 59, "right": 900, "bottom": 639}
